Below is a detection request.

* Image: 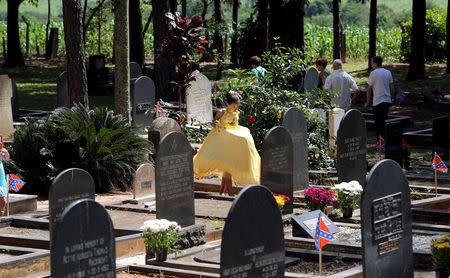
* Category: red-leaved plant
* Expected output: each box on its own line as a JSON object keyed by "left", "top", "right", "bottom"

{"left": 303, "top": 187, "right": 337, "bottom": 212}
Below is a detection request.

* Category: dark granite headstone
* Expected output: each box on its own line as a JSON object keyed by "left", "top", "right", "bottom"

{"left": 49, "top": 168, "right": 95, "bottom": 239}
{"left": 361, "top": 159, "right": 413, "bottom": 278}
{"left": 336, "top": 109, "right": 367, "bottom": 185}
{"left": 261, "top": 126, "right": 294, "bottom": 214}
{"left": 51, "top": 199, "right": 116, "bottom": 278}
{"left": 56, "top": 71, "right": 69, "bottom": 107}
{"left": 282, "top": 108, "right": 309, "bottom": 191}
{"left": 220, "top": 185, "right": 285, "bottom": 278}
{"left": 148, "top": 117, "right": 181, "bottom": 152}
{"left": 89, "top": 55, "right": 106, "bottom": 72}
{"left": 432, "top": 116, "right": 449, "bottom": 161}
{"left": 131, "top": 76, "right": 155, "bottom": 126}
{"left": 155, "top": 132, "right": 194, "bottom": 227}
{"left": 130, "top": 62, "right": 143, "bottom": 79}
{"left": 385, "top": 122, "right": 403, "bottom": 167}
{"left": 291, "top": 210, "right": 340, "bottom": 238}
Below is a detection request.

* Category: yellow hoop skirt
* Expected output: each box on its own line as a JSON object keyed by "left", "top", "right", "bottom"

{"left": 193, "top": 111, "right": 260, "bottom": 185}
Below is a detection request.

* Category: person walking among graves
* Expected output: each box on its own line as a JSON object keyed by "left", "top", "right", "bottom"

{"left": 364, "top": 56, "right": 394, "bottom": 138}
{"left": 315, "top": 58, "right": 329, "bottom": 89}
{"left": 0, "top": 138, "right": 10, "bottom": 215}
{"left": 324, "top": 59, "right": 359, "bottom": 110}
{"left": 194, "top": 91, "right": 260, "bottom": 196}
{"left": 250, "top": 56, "right": 267, "bottom": 79}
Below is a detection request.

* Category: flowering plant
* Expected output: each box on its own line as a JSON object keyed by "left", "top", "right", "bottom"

{"left": 303, "top": 187, "right": 336, "bottom": 211}
{"left": 273, "top": 193, "right": 290, "bottom": 211}
{"left": 331, "top": 181, "right": 363, "bottom": 209}
{"left": 141, "top": 219, "right": 181, "bottom": 257}
{"left": 432, "top": 235, "right": 450, "bottom": 272}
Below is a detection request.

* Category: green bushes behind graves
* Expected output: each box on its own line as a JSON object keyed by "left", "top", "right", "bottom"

{"left": 400, "top": 8, "right": 448, "bottom": 63}
{"left": 11, "top": 104, "right": 151, "bottom": 195}
{"left": 212, "top": 45, "right": 335, "bottom": 170}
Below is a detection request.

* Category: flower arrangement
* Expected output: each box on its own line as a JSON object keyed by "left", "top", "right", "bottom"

{"left": 141, "top": 219, "right": 181, "bottom": 261}
{"left": 432, "top": 235, "right": 450, "bottom": 274}
{"left": 273, "top": 193, "right": 290, "bottom": 211}
{"left": 331, "top": 181, "right": 363, "bottom": 210}
{"left": 303, "top": 187, "right": 336, "bottom": 212}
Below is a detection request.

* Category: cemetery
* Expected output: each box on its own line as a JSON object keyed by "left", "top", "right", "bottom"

{"left": 0, "top": 0, "right": 450, "bottom": 277}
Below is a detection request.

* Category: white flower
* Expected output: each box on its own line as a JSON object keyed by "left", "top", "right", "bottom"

{"left": 140, "top": 219, "right": 181, "bottom": 233}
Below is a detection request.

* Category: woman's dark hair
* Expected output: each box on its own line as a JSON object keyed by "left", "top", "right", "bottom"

{"left": 226, "top": 91, "right": 240, "bottom": 104}
{"left": 315, "top": 58, "right": 328, "bottom": 68}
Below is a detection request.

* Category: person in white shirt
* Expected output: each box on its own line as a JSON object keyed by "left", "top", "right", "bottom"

{"left": 324, "top": 59, "right": 359, "bottom": 110}
{"left": 365, "top": 56, "right": 394, "bottom": 138}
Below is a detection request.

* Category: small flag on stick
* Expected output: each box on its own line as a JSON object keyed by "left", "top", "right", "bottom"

{"left": 314, "top": 212, "right": 334, "bottom": 276}
{"left": 376, "top": 136, "right": 385, "bottom": 155}
{"left": 8, "top": 174, "right": 25, "bottom": 193}
{"left": 432, "top": 153, "right": 448, "bottom": 196}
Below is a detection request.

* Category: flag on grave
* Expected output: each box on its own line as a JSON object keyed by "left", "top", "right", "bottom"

{"left": 432, "top": 153, "right": 448, "bottom": 174}
{"left": 376, "top": 136, "right": 385, "bottom": 154}
{"left": 314, "top": 212, "right": 334, "bottom": 250}
{"left": 8, "top": 174, "right": 25, "bottom": 192}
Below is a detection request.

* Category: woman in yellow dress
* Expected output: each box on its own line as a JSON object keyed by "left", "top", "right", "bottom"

{"left": 193, "top": 91, "right": 260, "bottom": 196}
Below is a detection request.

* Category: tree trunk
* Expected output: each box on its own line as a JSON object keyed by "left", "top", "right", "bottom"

{"left": 256, "top": 0, "right": 269, "bottom": 55}
{"left": 113, "top": 0, "right": 131, "bottom": 122}
{"left": 5, "top": 0, "right": 25, "bottom": 67}
{"left": 285, "top": 0, "right": 304, "bottom": 50}
{"left": 230, "top": 0, "right": 239, "bottom": 66}
{"left": 214, "top": 0, "right": 224, "bottom": 80}
{"left": 169, "top": 0, "right": 177, "bottom": 13}
{"left": 446, "top": 0, "right": 450, "bottom": 74}
{"left": 129, "top": 0, "right": 145, "bottom": 67}
{"left": 332, "top": 0, "right": 340, "bottom": 60}
{"left": 45, "top": 0, "right": 51, "bottom": 48}
{"left": 181, "top": 0, "right": 187, "bottom": 17}
{"left": 62, "top": 0, "right": 88, "bottom": 105}
{"left": 368, "top": 0, "right": 377, "bottom": 69}
{"left": 407, "top": 0, "right": 426, "bottom": 80}
{"left": 269, "top": 0, "right": 283, "bottom": 47}
{"left": 153, "top": 0, "right": 175, "bottom": 100}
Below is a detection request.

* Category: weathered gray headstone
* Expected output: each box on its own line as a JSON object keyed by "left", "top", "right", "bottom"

{"left": 49, "top": 168, "right": 96, "bottom": 239}
{"left": 282, "top": 108, "right": 308, "bottom": 191}
{"left": 361, "top": 159, "right": 413, "bottom": 278}
{"left": 304, "top": 67, "right": 320, "bottom": 100}
{"left": 56, "top": 71, "right": 69, "bottom": 107}
{"left": 51, "top": 199, "right": 116, "bottom": 278}
{"left": 131, "top": 76, "right": 155, "bottom": 126}
{"left": 336, "top": 109, "right": 367, "bottom": 185}
{"left": 148, "top": 117, "right": 181, "bottom": 152}
{"left": 261, "top": 126, "right": 294, "bottom": 214}
{"left": 133, "top": 163, "right": 155, "bottom": 200}
{"left": 186, "top": 72, "right": 213, "bottom": 124}
{"left": 291, "top": 210, "right": 340, "bottom": 238}
{"left": 130, "top": 62, "right": 143, "bottom": 79}
{"left": 155, "top": 132, "right": 194, "bottom": 227}
{"left": 0, "top": 75, "right": 14, "bottom": 139}
{"left": 220, "top": 185, "right": 285, "bottom": 278}
{"left": 432, "top": 116, "right": 449, "bottom": 161}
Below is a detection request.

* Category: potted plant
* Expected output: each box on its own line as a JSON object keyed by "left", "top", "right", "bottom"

{"left": 303, "top": 187, "right": 336, "bottom": 213}
{"left": 273, "top": 193, "right": 290, "bottom": 213}
{"left": 331, "top": 181, "right": 363, "bottom": 218}
{"left": 141, "top": 219, "right": 181, "bottom": 262}
{"left": 431, "top": 235, "right": 450, "bottom": 278}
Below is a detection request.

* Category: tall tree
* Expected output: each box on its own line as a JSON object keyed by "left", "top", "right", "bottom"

{"left": 285, "top": 0, "right": 305, "bottom": 51}
{"left": 153, "top": 0, "right": 175, "bottom": 100}
{"left": 268, "top": 0, "right": 283, "bottom": 46}
{"left": 62, "top": 0, "right": 88, "bottom": 105}
{"left": 181, "top": 0, "right": 187, "bottom": 17}
{"left": 407, "top": 0, "right": 426, "bottom": 80}
{"left": 368, "top": 0, "right": 377, "bottom": 69}
{"left": 5, "top": 0, "right": 37, "bottom": 67}
{"left": 113, "top": 0, "right": 131, "bottom": 121}
{"left": 213, "top": 0, "right": 224, "bottom": 79}
{"left": 230, "top": 0, "right": 239, "bottom": 66}
{"left": 332, "top": 0, "right": 341, "bottom": 60}
{"left": 446, "top": 0, "right": 450, "bottom": 73}
{"left": 256, "top": 0, "right": 269, "bottom": 54}
{"left": 129, "top": 0, "right": 145, "bottom": 67}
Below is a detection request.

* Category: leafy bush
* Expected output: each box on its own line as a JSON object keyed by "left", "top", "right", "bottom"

{"left": 432, "top": 235, "right": 450, "bottom": 272}
{"left": 400, "top": 8, "right": 447, "bottom": 63}
{"left": 303, "top": 186, "right": 337, "bottom": 211}
{"left": 11, "top": 104, "right": 151, "bottom": 195}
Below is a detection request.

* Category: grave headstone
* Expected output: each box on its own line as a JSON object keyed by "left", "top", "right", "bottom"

{"left": 49, "top": 168, "right": 96, "bottom": 239}
{"left": 282, "top": 108, "right": 308, "bottom": 191}
{"left": 328, "top": 108, "right": 345, "bottom": 146}
{"left": 155, "top": 132, "right": 194, "bottom": 227}
{"left": 385, "top": 122, "right": 403, "bottom": 167}
{"left": 131, "top": 76, "right": 156, "bottom": 126}
{"left": 291, "top": 210, "right": 340, "bottom": 238}
{"left": 56, "top": 71, "right": 69, "bottom": 107}
{"left": 186, "top": 72, "right": 213, "bottom": 124}
{"left": 130, "top": 62, "right": 143, "bottom": 79}
{"left": 261, "top": 126, "right": 294, "bottom": 214}
{"left": 89, "top": 55, "right": 106, "bottom": 72}
{"left": 336, "top": 109, "right": 367, "bottom": 185}
{"left": 133, "top": 163, "right": 155, "bottom": 200}
{"left": 0, "top": 75, "right": 14, "bottom": 139}
{"left": 220, "top": 185, "right": 285, "bottom": 278}
{"left": 148, "top": 117, "right": 181, "bottom": 152}
{"left": 361, "top": 159, "right": 413, "bottom": 278}
{"left": 304, "top": 67, "right": 319, "bottom": 101}
{"left": 51, "top": 199, "right": 116, "bottom": 278}
{"left": 432, "top": 116, "right": 449, "bottom": 161}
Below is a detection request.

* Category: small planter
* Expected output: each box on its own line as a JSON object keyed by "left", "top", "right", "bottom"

{"left": 435, "top": 270, "right": 450, "bottom": 278}
{"left": 342, "top": 207, "right": 353, "bottom": 218}
{"left": 155, "top": 249, "right": 168, "bottom": 262}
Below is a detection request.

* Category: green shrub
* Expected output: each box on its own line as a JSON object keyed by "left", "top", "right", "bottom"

{"left": 11, "top": 104, "right": 151, "bottom": 195}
